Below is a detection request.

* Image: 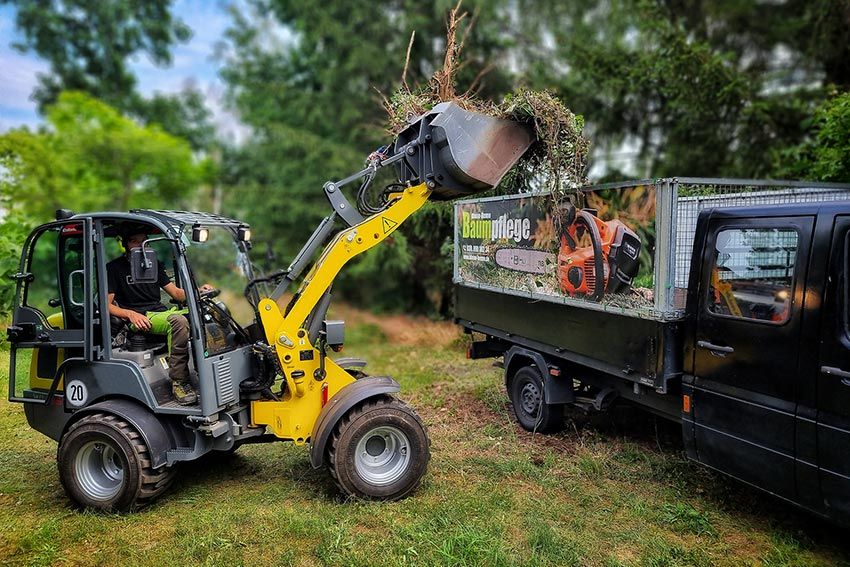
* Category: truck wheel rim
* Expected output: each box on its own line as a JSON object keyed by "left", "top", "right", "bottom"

{"left": 354, "top": 426, "right": 411, "bottom": 486}
{"left": 520, "top": 381, "right": 541, "bottom": 416}
{"left": 75, "top": 440, "right": 124, "bottom": 500}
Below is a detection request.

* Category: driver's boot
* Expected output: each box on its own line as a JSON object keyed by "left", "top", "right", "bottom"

{"left": 172, "top": 378, "right": 197, "bottom": 406}
{"left": 169, "top": 345, "right": 196, "bottom": 405}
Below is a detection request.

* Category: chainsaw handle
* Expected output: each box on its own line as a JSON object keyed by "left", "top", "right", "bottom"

{"left": 559, "top": 205, "right": 609, "bottom": 253}
{"left": 558, "top": 209, "right": 606, "bottom": 301}
{"left": 576, "top": 210, "right": 605, "bottom": 301}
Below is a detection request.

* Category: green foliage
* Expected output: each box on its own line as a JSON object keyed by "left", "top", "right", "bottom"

{"left": 133, "top": 89, "right": 218, "bottom": 152}
{"left": 777, "top": 91, "right": 850, "bottom": 182}
{"left": 0, "top": 91, "right": 202, "bottom": 220}
{"left": 0, "top": 213, "right": 35, "bottom": 319}
{"left": 516, "top": 0, "right": 837, "bottom": 178}
{"left": 220, "top": 1, "right": 514, "bottom": 314}
{"left": 659, "top": 503, "right": 715, "bottom": 537}
{"left": 2, "top": 0, "right": 191, "bottom": 111}
{"left": 0, "top": 92, "right": 203, "bottom": 314}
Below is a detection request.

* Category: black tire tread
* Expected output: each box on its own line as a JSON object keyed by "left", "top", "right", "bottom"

{"left": 509, "top": 366, "right": 564, "bottom": 434}
{"left": 327, "top": 395, "right": 429, "bottom": 500}
{"left": 59, "top": 412, "right": 176, "bottom": 512}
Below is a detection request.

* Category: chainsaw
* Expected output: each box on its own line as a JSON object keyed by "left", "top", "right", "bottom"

{"left": 494, "top": 204, "right": 641, "bottom": 301}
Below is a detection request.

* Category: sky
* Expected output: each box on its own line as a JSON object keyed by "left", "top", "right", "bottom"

{"left": 0, "top": 0, "right": 243, "bottom": 140}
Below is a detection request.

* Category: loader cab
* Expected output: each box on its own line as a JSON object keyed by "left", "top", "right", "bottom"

{"left": 8, "top": 211, "right": 259, "bottom": 432}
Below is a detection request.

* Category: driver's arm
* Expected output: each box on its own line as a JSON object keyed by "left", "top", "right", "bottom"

{"left": 163, "top": 282, "right": 214, "bottom": 303}
{"left": 107, "top": 293, "right": 151, "bottom": 331}
{"left": 163, "top": 282, "right": 186, "bottom": 302}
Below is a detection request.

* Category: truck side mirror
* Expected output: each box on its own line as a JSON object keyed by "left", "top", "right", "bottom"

{"left": 129, "top": 247, "right": 159, "bottom": 284}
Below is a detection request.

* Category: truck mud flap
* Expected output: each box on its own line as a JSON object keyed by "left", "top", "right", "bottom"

{"left": 504, "top": 346, "right": 574, "bottom": 405}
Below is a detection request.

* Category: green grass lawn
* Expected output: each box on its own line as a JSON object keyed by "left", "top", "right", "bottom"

{"left": 1, "top": 316, "right": 848, "bottom": 566}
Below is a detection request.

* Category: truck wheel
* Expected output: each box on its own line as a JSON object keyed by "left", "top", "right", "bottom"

{"left": 328, "top": 396, "right": 430, "bottom": 501}
{"left": 509, "top": 366, "right": 564, "bottom": 433}
{"left": 57, "top": 413, "right": 175, "bottom": 513}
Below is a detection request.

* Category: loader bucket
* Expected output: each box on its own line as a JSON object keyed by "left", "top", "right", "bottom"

{"left": 394, "top": 102, "right": 533, "bottom": 200}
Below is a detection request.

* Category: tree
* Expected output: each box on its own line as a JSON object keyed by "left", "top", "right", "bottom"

{"left": 220, "top": 0, "right": 514, "bottom": 313}
{"left": 514, "top": 0, "right": 844, "bottom": 178}
{"left": 133, "top": 88, "right": 217, "bottom": 152}
{"left": 0, "top": 91, "right": 202, "bottom": 219}
{"left": 0, "top": 91, "right": 204, "bottom": 314}
{"left": 777, "top": 91, "right": 850, "bottom": 182}
{"left": 2, "top": 0, "right": 192, "bottom": 111}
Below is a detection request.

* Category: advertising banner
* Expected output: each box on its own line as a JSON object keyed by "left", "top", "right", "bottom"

{"left": 455, "top": 185, "right": 656, "bottom": 309}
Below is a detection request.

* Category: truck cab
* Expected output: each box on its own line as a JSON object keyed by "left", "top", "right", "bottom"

{"left": 683, "top": 202, "right": 850, "bottom": 525}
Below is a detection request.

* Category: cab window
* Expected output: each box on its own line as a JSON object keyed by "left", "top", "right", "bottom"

{"left": 707, "top": 227, "right": 798, "bottom": 323}
{"left": 23, "top": 222, "right": 89, "bottom": 329}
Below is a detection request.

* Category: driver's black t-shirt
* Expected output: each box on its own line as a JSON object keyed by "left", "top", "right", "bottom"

{"left": 107, "top": 255, "right": 171, "bottom": 314}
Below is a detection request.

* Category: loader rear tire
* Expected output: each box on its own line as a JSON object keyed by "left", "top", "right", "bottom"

{"left": 328, "top": 396, "right": 430, "bottom": 501}
{"left": 58, "top": 413, "right": 175, "bottom": 513}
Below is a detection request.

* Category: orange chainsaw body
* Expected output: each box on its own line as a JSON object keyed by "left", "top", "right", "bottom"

{"left": 557, "top": 209, "right": 641, "bottom": 300}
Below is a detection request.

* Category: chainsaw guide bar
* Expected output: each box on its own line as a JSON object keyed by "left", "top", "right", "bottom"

{"left": 494, "top": 248, "right": 556, "bottom": 275}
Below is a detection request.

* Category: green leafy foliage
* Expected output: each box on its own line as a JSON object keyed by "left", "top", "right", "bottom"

{"left": 0, "top": 92, "right": 203, "bottom": 314}
{"left": 219, "top": 1, "right": 514, "bottom": 314}
{"left": 777, "top": 91, "right": 850, "bottom": 181}
{"left": 133, "top": 89, "right": 218, "bottom": 152}
{"left": 516, "top": 0, "right": 841, "bottom": 178}
{"left": 0, "top": 91, "right": 202, "bottom": 217}
{"left": 0, "top": 214, "right": 34, "bottom": 319}
{"left": 2, "top": 0, "right": 192, "bottom": 111}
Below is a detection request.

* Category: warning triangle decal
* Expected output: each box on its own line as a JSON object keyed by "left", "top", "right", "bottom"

{"left": 381, "top": 217, "right": 398, "bottom": 234}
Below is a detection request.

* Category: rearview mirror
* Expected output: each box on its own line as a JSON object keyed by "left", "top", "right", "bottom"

{"left": 129, "top": 247, "right": 159, "bottom": 284}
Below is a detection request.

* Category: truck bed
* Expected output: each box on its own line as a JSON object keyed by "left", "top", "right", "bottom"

{"left": 455, "top": 285, "right": 682, "bottom": 393}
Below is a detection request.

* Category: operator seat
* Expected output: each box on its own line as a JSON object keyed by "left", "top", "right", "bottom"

{"left": 110, "top": 315, "right": 167, "bottom": 354}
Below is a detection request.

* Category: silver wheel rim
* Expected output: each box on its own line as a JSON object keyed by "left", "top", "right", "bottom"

{"left": 354, "top": 426, "right": 411, "bottom": 486}
{"left": 75, "top": 440, "right": 124, "bottom": 501}
{"left": 520, "top": 380, "right": 541, "bottom": 416}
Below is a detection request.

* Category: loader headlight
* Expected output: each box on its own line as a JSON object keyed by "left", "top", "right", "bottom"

{"left": 192, "top": 224, "right": 209, "bottom": 243}
{"left": 237, "top": 226, "right": 251, "bottom": 242}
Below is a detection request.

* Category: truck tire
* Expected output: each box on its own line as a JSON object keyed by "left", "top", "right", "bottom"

{"left": 509, "top": 366, "right": 564, "bottom": 433}
{"left": 328, "top": 396, "right": 430, "bottom": 501}
{"left": 57, "top": 413, "right": 175, "bottom": 513}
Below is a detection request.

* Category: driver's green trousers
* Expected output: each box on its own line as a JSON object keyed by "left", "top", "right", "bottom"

{"left": 130, "top": 307, "right": 191, "bottom": 384}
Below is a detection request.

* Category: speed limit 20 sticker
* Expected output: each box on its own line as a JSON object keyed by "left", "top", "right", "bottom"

{"left": 65, "top": 380, "right": 89, "bottom": 407}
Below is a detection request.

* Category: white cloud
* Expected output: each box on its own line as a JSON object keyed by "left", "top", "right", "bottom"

{"left": 0, "top": 39, "right": 47, "bottom": 110}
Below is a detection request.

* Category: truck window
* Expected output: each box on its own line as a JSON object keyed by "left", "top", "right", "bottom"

{"left": 707, "top": 227, "right": 798, "bottom": 323}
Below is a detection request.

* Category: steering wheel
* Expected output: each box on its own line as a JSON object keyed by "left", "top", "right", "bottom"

{"left": 199, "top": 288, "right": 221, "bottom": 301}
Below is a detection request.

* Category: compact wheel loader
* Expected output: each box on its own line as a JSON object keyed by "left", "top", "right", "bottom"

{"left": 5, "top": 103, "right": 532, "bottom": 512}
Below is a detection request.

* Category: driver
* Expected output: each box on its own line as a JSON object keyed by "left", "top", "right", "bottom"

{"left": 107, "top": 228, "right": 212, "bottom": 406}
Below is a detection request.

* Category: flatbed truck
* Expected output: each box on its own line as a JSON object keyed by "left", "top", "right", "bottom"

{"left": 454, "top": 178, "right": 850, "bottom": 526}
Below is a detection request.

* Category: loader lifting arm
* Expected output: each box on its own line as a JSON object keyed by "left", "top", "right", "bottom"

{"left": 252, "top": 182, "right": 432, "bottom": 441}
{"left": 246, "top": 102, "right": 532, "bottom": 499}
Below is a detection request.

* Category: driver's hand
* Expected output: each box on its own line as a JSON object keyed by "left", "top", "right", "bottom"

{"left": 127, "top": 311, "right": 151, "bottom": 331}
{"left": 199, "top": 284, "right": 215, "bottom": 293}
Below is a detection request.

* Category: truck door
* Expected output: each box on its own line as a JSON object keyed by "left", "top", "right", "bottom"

{"left": 693, "top": 215, "right": 812, "bottom": 500}
{"left": 816, "top": 215, "right": 850, "bottom": 522}
{"left": 7, "top": 220, "right": 94, "bottom": 409}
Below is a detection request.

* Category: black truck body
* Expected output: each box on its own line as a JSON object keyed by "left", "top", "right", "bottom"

{"left": 454, "top": 178, "right": 850, "bottom": 525}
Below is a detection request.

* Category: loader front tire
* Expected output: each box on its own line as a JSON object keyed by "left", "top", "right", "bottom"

{"left": 58, "top": 413, "right": 175, "bottom": 513}
{"left": 328, "top": 396, "right": 429, "bottom": 501}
